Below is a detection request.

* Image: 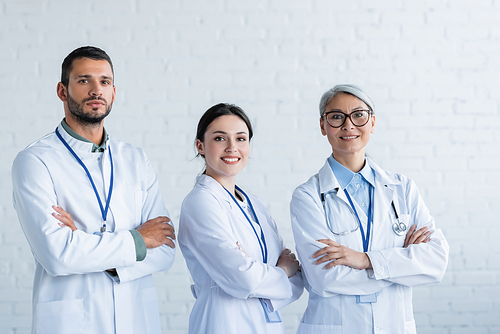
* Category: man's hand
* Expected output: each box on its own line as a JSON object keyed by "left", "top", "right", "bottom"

{"left": 136, "top": 216, "right": 176, "bottom": 249}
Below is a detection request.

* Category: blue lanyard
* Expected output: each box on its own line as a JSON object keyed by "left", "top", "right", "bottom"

{"left": 343, "top": 186, "right": 373, "bottom": 252}
{"left": 55, "top": 128, "right": 114, "bottom": 232}
{"left": 224, "top": 185, "right": 268, "bottom": 263}
{"left": 224, "top": 185, "right": 281, "bottom": 323}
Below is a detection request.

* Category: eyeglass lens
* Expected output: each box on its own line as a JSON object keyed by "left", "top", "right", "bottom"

{"left": 325, "top": 110, "right": 370, "bottom": 128}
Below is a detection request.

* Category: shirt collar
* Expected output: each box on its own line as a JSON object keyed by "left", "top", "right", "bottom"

{"left": 327, "top": 154, "right": 375, "bottom": 189}
{"left": 61, "top": 118, "right": 108, "bottom": 152}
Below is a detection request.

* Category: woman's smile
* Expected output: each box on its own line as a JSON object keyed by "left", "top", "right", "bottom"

{"left": 221, "top": 156, "right": 241, "bottom": 164}
{"left": 339, "top": 135, "right": 359, "bottom": 140}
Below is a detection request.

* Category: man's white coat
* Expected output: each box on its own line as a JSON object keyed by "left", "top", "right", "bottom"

{"left": 12, "top": 124, "right": 175, "bottom": 334}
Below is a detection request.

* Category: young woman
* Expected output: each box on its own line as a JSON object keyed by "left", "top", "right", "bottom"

{"left": 179, "top": 103, "right": 303, "bottom": 334}
{"left": 290, "top": 85, "right": 449, "bottom": 334}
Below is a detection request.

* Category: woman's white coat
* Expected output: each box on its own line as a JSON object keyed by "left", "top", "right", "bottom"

{"left": 179, "top": 175, "right": 303, "bottom": 334}
{"left": 291, "top": 158, "right": 449, "bottom": 334}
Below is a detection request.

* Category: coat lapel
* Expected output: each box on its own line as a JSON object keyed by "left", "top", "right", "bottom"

{"left": 368, "top": 158, "right": 401, "bottom": 249}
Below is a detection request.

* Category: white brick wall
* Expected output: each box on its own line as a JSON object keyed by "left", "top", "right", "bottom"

{"left": 1, "top": 1, "right": 499, "bottom": 333}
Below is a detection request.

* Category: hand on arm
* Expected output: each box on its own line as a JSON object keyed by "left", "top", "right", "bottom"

{"left": 52, "top": 205, "right": 123, "bottom": 274}
{"left": 313, "top": 239, "right": 372, "bottom": 270}
{"left": 236, "top": 242, "right": 300, "bottom": 278}
{"left": 277, "top": 248, "right": 300, "bottom": 278}
{"left": 236, "top": 241, "right": 249, "bottom": 257}
{"left": 404, "top": 225, "right": 431, "bottom": 248}
{"left": 52, "top": 205, "right": 77, "bottom": 231}
{"left": 53, "top": 205, "right": 175, "bottom": 266}
{"left": 136, "top": 216, "right": 176, "bottom": 249}
{"left": 312, "top": 225, "right": 432, "bottom": 271}
{"left": 52, "top": 206, "right": 176, "bottom": 250}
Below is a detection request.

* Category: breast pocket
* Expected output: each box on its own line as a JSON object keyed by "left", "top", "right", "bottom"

{"left": 36, "top": 299, "right": 84, "bottom": 334}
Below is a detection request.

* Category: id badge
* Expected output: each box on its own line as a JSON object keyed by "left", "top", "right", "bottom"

{"left": 259, "top": 299, "right": 282, "bottom": 323}
{"left": 356, "top": 293, "right": 377, "bottom": 303}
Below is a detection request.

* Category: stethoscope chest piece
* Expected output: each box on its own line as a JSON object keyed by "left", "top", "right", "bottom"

{"left": 390, "top": 200, "right": 407, "bottom": 236}
{"left": 392, "top": 220, "right": 407, "bottom": 236}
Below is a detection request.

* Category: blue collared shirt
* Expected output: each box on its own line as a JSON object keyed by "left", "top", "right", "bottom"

{"left": 327, "top": 155, "right": 375, "bottom": 217}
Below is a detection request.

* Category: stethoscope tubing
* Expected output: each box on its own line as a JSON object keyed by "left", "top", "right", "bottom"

{"left": 321, "top": 190, "right": 407, "bottom": 238}
{"left": 321, "top": 191, "right": 359, "bottom": 236}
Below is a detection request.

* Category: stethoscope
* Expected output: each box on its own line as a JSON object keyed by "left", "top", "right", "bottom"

{"left": 321, "top": 189, "right": 408, "bottom": 238}
{"left": 391, "top": 201, "right": 407, "bottom": 236}
{"left": 321, "top": 191, "right": 359, "bottom": 236}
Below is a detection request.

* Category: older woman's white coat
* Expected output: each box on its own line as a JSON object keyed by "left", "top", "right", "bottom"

{"left": 179, "top": 175, "right": 303, "bottom": 334}
{"left": 291, "top": 158, "right": 449, "bottom": 334}
{"left": 12, "top": 124, "right": 175, "bottom": 334}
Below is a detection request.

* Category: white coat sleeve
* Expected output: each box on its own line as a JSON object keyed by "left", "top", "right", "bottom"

{"left": 291, "top": 185, "right": 393, "bottom": 297}
{"left": 263, "top": 271, "right": 304, "bottom": 312}
{"left": 366, "top": 178, "right": 449, "bottom": 286}
{"left": 179, "top": 189, "right": 293, "bottom": 300}
{"left": 260, "top": 209, "right": 304, "bottom": 312}
{"left": 115, "top": 153, "right": 176, "bottom": 284}
{"left": 12, "top": 151, "right": 137, "bottom": 277}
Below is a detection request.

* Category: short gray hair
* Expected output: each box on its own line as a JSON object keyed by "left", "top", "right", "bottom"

{"left": 319, "top": 84, "right": 375, "bottom": 117}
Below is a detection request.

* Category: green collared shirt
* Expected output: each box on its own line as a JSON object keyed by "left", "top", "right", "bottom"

{"left": 61, "top": 118, "right": 109, "bottom": 152}
{"left": 59, "top": 119, "right": 147, "bottom": 262}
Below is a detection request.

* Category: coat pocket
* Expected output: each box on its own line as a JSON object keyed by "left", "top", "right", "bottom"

{"left": 142, "top": 287, "right": 162, "bottom": 334}
{"left": 297, "top": 322, "right": 342, "bottom": 334}
{"left": 36, "top": 299, "right": 84, "bottom": 334}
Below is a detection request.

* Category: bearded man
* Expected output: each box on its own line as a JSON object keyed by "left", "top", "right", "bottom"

{"left": 12, "top": 46, "right": 176, "bottom": 334}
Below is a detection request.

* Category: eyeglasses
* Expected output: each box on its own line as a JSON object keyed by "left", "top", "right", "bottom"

{"left": 323, "top": 110, "right": 372, "bottom": 128}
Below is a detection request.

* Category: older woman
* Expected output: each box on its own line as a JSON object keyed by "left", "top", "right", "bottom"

{"left": 290, "top": 84, "right": 449, "bottom": 334}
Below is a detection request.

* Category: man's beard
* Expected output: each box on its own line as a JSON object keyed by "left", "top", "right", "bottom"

{"left": 67, "top": 93, "right": 112, "bottom": 126}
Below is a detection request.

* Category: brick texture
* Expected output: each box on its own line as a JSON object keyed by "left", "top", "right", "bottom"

{"left": 1, "top": 1, "right": 499, "bottom": 333}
